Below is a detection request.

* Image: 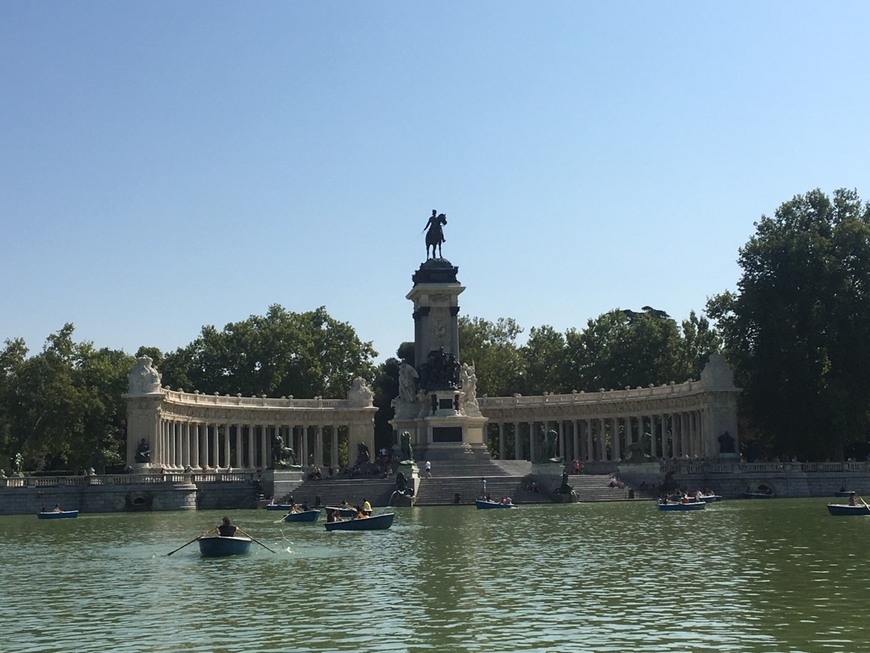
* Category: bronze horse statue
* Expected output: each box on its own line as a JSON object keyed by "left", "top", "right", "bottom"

{"left": 425, "top": 211, "right": 447, "bottom": 259}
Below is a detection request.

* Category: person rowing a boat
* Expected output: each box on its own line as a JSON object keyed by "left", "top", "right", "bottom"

{"left": 217, "top": 516, "right": 238, "bottom": 536}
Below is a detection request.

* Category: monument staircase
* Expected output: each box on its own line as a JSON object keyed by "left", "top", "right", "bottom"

{"left": 280, "top": 446, "right": 633, "bottom": 508}
{"left": 567, "top": 474, "right": 633, "bottom": 502}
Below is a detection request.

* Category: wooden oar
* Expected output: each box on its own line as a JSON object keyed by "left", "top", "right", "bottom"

{"left": 236, "top": 527, "right": 276, "bottom": 553}
{"left": 167, "top": 527, "right": 216, "bottom": 556}
{"left": 859, "top": 495, "right": 869, "bottom": 509}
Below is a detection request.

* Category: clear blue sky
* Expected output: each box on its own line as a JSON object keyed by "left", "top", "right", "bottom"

{"left": 2, "top": 2, "right": 869, "bottom": 363}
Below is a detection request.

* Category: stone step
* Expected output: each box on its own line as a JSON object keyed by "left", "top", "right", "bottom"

{"left": 278, "top": 470, "right": 632, "bottom": 509}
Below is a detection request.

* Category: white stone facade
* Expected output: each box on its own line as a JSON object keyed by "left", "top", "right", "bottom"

{"left": 478, "top": 354, "right": 740, "bottom": 463}
{"left": 124, "top": 380, "right": 377, "bottom": 472}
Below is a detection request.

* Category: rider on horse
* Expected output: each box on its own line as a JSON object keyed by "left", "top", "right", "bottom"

{"left": 425, "top": 209, "right": 447, "bottom": 259}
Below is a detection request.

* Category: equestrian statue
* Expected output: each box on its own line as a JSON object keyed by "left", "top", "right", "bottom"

{"left": 424, "top": 209, "right": 447, "bottom": 259}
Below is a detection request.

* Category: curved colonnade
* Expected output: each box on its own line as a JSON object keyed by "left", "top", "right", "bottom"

{"left": 125, "top": 389, "right": 377, "bottom": 472}
{"left": 126, "top": 354, "right": 739, "bottom": 470}
{"left": 480, "top": 378, "right": 738, "bottom": 463}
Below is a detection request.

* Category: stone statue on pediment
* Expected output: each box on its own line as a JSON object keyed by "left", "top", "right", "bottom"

{"left": 700, "top": 353, "right": 736, "bottom": 390}
{"left": 398, "top": 362, "right": 418, "bottom": 403}
{"left": 128, "top": 356, "right": 162, "bottom": 394}
{"left": 347, "top": 377, "right": 374, "bottom": 407}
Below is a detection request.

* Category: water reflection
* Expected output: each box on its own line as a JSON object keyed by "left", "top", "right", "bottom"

{"left": 2, "top": 499, "right": 869, "bottom": 651}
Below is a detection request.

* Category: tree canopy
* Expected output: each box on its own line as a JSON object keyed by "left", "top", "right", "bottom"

{"left": 707, "top": 188, "right": 870, "bottom": 460}
{"left": 158, "top": 305, "right": 377, "bottom": 398}
{"left": 0, "top": 325, "right": 133, "bottom": 473}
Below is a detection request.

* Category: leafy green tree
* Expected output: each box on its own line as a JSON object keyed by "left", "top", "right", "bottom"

{"left": 0, "top": 325, "right": 133, "bottom": 473}
{"left": 707, "top": 188, "right": 870, "bottom": 460}
{"left": 458, "top": 316, "right": 525, "bottom": 397}
{"left": 160, "top": 305, "right": 377, "bottom": 398}
{"left": 679, "top": 311, "right": 722, "bottom": 380}
{"left": 520, "top": 325, "right": 567, "bottom": 395}
{"left": 0, "top": 337, "right": 29, "bottom": 469}
{"left": 371, "top": 356, "right": 401, "bottom": 450}
{"left": 564, "top": 309, "right": 686, "bottom": 391}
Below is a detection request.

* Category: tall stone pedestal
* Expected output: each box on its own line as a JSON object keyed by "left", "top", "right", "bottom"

{"left": 262, "top": 468, "right": 304, "bottom": 501}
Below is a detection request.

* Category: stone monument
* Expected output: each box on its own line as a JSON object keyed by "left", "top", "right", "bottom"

{"left": 390, "top": 214, "right": 488, "bottom": 457}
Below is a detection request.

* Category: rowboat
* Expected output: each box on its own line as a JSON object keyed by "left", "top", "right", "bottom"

{"left": 37, "top": 510, "right": 79, "bottom": 519}
{"left": 699, "top": 494, "right": 722, "bottom": 503}
{"left": 282, "top": 509, "right": 320, "bottom": 523}
{"left": 835, "top": 490, "right": 856, "bottom": 497}
{"left": 324, "top": 512, "right": 394, "bottom": 531}
{"left": 197, "top": 534, "right": 253, "bottom": 557}
{"left": 325, "top": 505, "right": 358, "bottom": 518}
{"left": 264, "top": 504, "right": 293, "bottom": 511}
{"left": 475, "top": 498, "right": 516, "bottom": 510}
{"left": 657, "top": 501, "right": 706, "bottom": 511}
{"left": 827, "top": 503, "right": 870, "bottom": 516}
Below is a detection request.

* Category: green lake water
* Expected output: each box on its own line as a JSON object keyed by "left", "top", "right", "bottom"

{"left": 2, "top": 498, "right": 869, "bottom": 652}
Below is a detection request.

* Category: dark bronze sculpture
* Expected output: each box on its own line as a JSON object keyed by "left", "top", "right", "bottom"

{"left": 272, "top": 435, "right": 297, "bottom": 468}
{"left": 419, "top": 347, "right": 459, "bottom": 391}
{"left": 400, "top": 431, "right": 414, "bottom": 462}
{"left": 425, "top": 210, "right": 447, "bottom": 259}
{"left": 357, "top": 441, "right": 370, "bottom": 466}
{"left": 134, "top": 439, "right": 151, "bottom": 464}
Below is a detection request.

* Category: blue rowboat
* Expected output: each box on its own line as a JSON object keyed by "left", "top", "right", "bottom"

{"left": 699, "top": 494, "right": 722, "bottom": 503}
{"left": 827, "top": 503, "right": 870, "bottom": 516}
{"left": 37, "top": 510, "right": 79, "bottom": 519}
{"left": 197, "top": 534, "right": 252, "bottom": 557}
{"left": 324, "top": 512, "right": 394, "bottom": 531}
{"left": 475, "top": 498, "right": 516, "bottom": 509}
{"left": 657, "top": 501, "right": 706, "bottom": 511}
{"left": 282, "top": 509, "right": 320, "bottom": 523}
{"left": 265, "top": 504, "right": 292, "bottom": 511}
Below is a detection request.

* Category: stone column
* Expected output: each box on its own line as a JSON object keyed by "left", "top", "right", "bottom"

{"left": 528, "top": 422, "right": 536, "bottom": 462}
{"left": 222, "top": 423, "right": 231, "bottom": 470}
{"left": 262, "top": 427, "right": 270, "bottom": 469}
{"left": 315, "top": 425, "right": 324, "bottom": 468}
{"left": 211, "top": 424, "right": 219, "bottom": 470}
{"left": 585, "top": 418, "right": 593, "bottom": 461}
{"left": 513, "top": 422, "right": 521, "bottom": 460}
{"left": 611, "top": 417, "right": 620, "bottom": 461}
{"left": 498, "top": 423, "right": 505, "bottom": 460}
{"left": 190, "top": 422, "right": 200, "bottom": 469}
{"left": 331, "top": 426, "right": 339, "bottom": 469}
{"left": 598, "top": 418, "right": 605, "bottom": 461}
{"left": 182, "top": 422, "right": 190, "bottom": 468}
{"left": 572, "top": 420, "right": 579, "bottom": 462}
{"left": 300, "top": 425, "right": 309, "bottom": 467}
{"left": 246, "top": 426, "right": 254, "bottom": 469}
